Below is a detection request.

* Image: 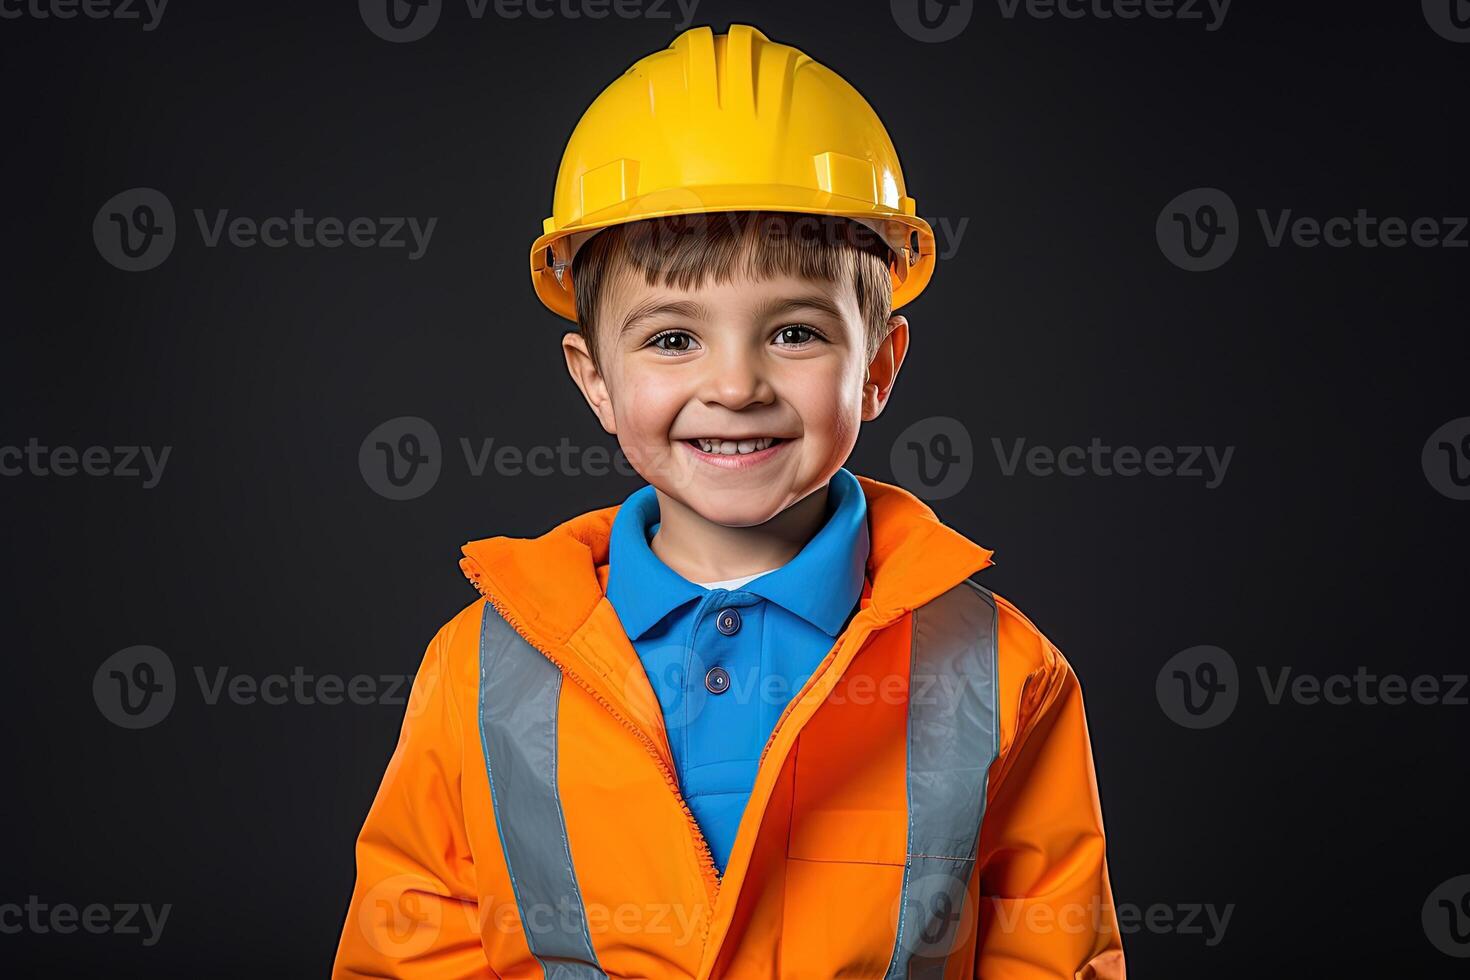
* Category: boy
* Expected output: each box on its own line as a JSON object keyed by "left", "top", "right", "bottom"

{"left": 334, "top": 24, "right": 1123, "bottom": 979}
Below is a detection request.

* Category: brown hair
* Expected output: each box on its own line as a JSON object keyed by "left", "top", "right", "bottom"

{"left": 569, "top": 210, "right": 896, "bottom": 371}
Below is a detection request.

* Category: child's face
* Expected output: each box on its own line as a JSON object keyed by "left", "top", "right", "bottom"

{"left": 562, "top": 263, "right": 908, "bottom": 527}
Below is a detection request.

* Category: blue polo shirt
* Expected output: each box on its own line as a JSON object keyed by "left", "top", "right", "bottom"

{"left": 605, "top": 466, "right": 870, "bottom": 873}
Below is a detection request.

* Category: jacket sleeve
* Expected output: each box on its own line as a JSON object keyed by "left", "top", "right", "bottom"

{"left": 332, "top": 622, "right": 496, "bottom": 979}
{"left": 972, "top": 619, "right": 1125, "bottom": 979}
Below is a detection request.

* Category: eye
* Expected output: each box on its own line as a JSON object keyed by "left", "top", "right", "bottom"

{"left": 647, "top": 329, "right": 699, "bottom": 354}
{"left": 774, "top": 324, "right": 825, "bottom": 347}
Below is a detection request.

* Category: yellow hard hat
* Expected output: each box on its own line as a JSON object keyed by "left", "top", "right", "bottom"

{"left": 530, "top": 24, "right": 937, "bottom": 322}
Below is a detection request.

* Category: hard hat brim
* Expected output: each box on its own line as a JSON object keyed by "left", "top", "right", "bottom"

{"left": 530, "top": 184, "right": 937, "bottom": 323}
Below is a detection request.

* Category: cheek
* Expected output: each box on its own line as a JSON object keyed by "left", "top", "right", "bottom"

{"left": 615, "top": 369, "right": 685, "bottom": 439}
{"left": 827, "top": 400, "right": 862, "bottom": 451}
{"left": 789, "top": 363, "right": 864, "bottom": 444}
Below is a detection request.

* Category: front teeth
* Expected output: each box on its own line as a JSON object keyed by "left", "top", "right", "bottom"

{"left": 695, "top": 437, "right": 776, "bottom": 455}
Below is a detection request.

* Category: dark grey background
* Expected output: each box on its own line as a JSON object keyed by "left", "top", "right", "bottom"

{"left": 2, "top": 0, "right": 1467, "bottom": 975}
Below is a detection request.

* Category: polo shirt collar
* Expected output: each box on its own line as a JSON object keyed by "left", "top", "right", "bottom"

{"left": 606, "top": 466, "right": 870, "bottom": 641}
{"left": 742, "top": 467, "right": 869, "bottom": 636}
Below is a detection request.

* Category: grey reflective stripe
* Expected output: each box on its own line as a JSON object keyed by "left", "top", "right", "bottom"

{"left": 885, "top": 578, "right": 1000, "bottom": 979}
{"left": 478, "top": 602, "right": 606, "bottom": 979}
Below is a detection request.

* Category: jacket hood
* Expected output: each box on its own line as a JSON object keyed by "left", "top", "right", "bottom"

{"left": 459, "top": 473, "right": 994, "bottom": 647}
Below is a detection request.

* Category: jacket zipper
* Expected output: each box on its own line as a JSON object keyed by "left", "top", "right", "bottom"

{"left": 470, "top": 580, "right": 723, "bottom": 909}
{"left": 755, "top": 614, "right": 878, "bottom": 771}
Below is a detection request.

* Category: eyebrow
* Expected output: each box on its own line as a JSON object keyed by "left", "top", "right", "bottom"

{"left": 618, "top": 299, "right": 708, "bottom": 337}
{"left": 752, "top": 293, "right": 848, "bottom": 323}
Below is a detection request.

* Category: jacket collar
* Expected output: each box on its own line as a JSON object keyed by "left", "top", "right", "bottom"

{"left": 459, "top": 472, "right": 994, "bottom": 654}
{"left": 604, "top": 466, "right": 870, "bottom": 641}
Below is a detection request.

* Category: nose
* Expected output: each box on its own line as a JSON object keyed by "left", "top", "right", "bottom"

{"left": 699, "top": 346, "right": 775, "bottom": 411}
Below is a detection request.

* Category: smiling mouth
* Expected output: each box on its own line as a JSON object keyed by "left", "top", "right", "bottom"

{"left": 685, "top": 436, "right": 785, "bottom": 456}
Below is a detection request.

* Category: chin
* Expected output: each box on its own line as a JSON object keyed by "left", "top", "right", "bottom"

{"left": 697, "top": 504, "right": 782, "bottom": 529}
{"left": 675, "top": 486, "right": 792, "bottom": 528}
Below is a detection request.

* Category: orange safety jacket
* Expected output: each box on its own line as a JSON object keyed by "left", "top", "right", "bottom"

{"left": 332, "top": 474, "right": 1125, "bottom": 978}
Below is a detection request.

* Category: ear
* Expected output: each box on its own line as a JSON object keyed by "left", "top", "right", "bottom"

{"left": 562, "top": 330, "right": 619, "bottom": 435}
{"left": 861, "top": 314, "right": 910, "bottom": 422}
